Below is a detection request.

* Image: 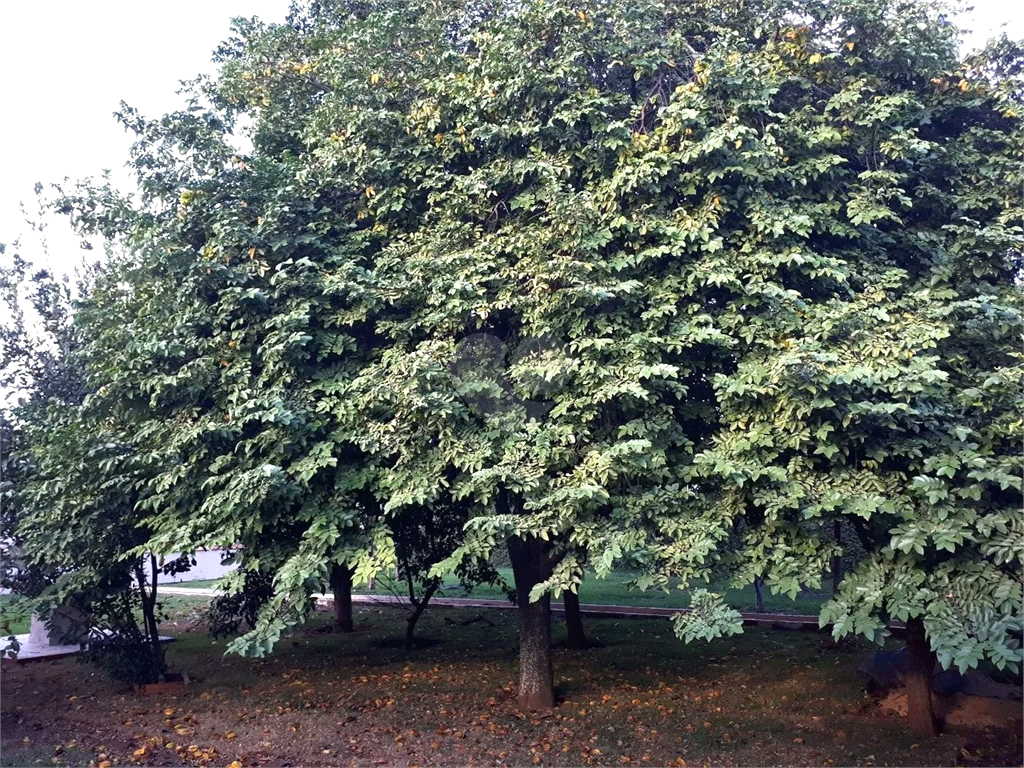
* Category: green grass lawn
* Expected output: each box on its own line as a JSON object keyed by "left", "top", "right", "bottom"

{"left": 0, "top": 594, "right": 32, "bottom": 635}
{"left": 157, "top": 577, "right": 236, "bottom": 593}
{"left": 433, "top": 568, "right": 831, "bottom": 615}
{"left": 0, "top": 594, "right": 208, "bottom": 638}
{"left": 170, "top": 569, "right": 831, "bottom": 615}
{"left": 6, "top": 568, "right": 830, "bottom": 641}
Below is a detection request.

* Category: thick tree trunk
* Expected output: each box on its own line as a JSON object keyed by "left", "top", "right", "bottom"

{"left": 508, "top": 535, "right": 555, "bottom": 710}
{"left": 330, "top": 564, "right": 354, "bottom": 633}
{"left": 753, "top": 577, "right": 765, "bottom": 613}
{"left": 831, "top": 521, "right": 844, "bottom": 597}
{"left": 563, "top": 589, "right": 586, "bottom": 649}
{"left": 905, "top": 616, "right": 940, "bottom": 737}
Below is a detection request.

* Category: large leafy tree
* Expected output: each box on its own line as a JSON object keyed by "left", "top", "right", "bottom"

{"left": 46, "top": 0, "right": 1021, "bottom": 723}
{"left": 309, "top": 0, "right": 763, "bottom": 707}
{"left": 61, "top": 0, "right": 737, "bottom": 710}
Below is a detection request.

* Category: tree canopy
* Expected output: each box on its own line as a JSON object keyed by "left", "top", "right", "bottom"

{"left": 4, "top": 0, "right": 1021, "bottom": 725}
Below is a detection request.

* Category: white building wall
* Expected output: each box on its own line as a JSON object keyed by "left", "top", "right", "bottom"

{"left": 159, "top": 550, "right": 237, "bottom": 583}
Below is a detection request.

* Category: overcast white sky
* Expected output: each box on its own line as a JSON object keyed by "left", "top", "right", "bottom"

{"left": 1, "top": 0, "right": 1021, "bottom": 281}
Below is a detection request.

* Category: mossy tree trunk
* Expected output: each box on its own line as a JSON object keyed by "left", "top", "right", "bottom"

{"left": 404, "top": 573, "right": 439, "bottom": 651}
{"left": 753, "top": 576, "right": 765, "bottom": 613}
{"left": 135, "top": 554, "right": 167, "bottom": 683}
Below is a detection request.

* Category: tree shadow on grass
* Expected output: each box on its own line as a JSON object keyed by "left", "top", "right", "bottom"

{"left": 369, "top": 635, "right": 445, "bottom": 651}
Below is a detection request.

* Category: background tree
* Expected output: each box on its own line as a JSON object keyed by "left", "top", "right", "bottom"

{"left": 388, "top": 495, "right": 503, "bottom": 650}
{"left": 0, "top": 246, "right": 185, "bottom": 684}
{"left": 56, "top": 92, "right": 400, "bottom": 658}
{"left": 39, "top": 0, "right": 1022, "bottom": 725}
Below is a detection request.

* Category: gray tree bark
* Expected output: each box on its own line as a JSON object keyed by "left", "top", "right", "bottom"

{"left": 508, "top": 535, "right": 555, "bottom": 710}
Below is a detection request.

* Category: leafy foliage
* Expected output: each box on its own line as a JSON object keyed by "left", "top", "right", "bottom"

{"left": 0, "top": 248, "right": 178, "bottom": 683}
{"left": 204, "top": 568, "right": 276, "bottom": 639}
{"left": 32, "top": 0, "right": 1024, "bottom": 685}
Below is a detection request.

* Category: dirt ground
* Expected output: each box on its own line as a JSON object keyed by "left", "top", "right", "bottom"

{"left": 1, "top": 605, "right": 1021, "bottom": 767}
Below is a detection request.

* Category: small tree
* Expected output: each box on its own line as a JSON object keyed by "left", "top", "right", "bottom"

{"left": 205, "top": 567, "right": 275, "bottom": 639}
{"left": 0, "top": 249, "right": 177, "bottom": 684}
{"left": 389, "top": 496, "right": 502, "bottom": 650}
